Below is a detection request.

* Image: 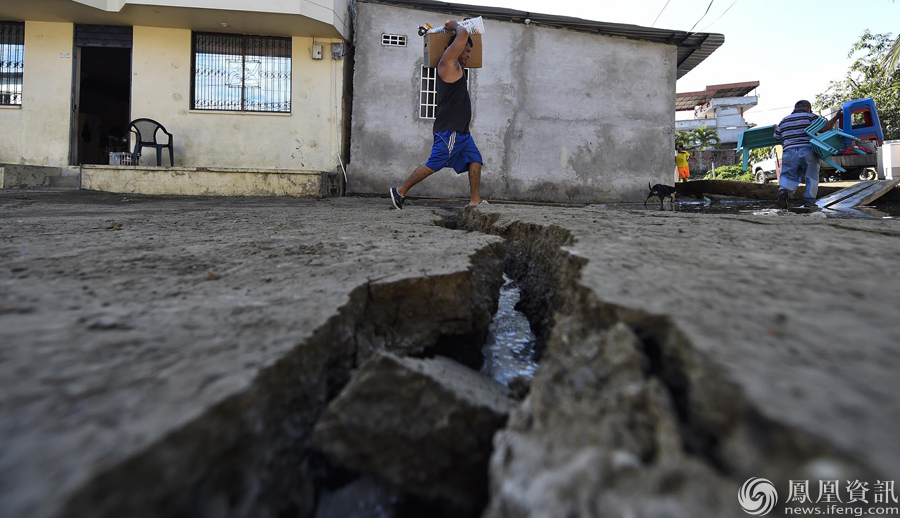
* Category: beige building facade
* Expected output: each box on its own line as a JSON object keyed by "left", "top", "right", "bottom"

{"left": 0, "top": 0, "right": 350, "bottom": 195}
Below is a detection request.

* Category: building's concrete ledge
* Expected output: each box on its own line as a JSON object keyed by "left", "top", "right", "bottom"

{"left": 0, "top": 164, "right": 81, "bottom": 189}
{"left": 81, "top": 166, "right": 343, "bottom": 197}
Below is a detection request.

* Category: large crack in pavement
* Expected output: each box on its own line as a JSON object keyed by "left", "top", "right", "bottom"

{"left": 1, "top": 194, "right": 506, "bottom": 518}
{"left": 461, "top": 206, "right": 890, "bottom": 517}
{"left": 58, "top": 263, "right": 506, "bottom": 518}
{"left": 3, "top": 193, "right": 899, "bottom": 518}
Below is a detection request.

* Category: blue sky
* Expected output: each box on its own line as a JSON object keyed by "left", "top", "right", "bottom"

{"left": 461, "top": 0, "right": 900, "bottom": 125}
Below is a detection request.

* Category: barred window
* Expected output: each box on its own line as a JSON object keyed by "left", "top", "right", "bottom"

{"left": 191, "top": 32, "right": 291, "bottom": 113}
{"left": 382, "top": 34, "right": 407, "bottom": 47}
{"left": 0, "top": 22, "right": 24, "bottom": 106}
{"left": 419, "top": 67, "right": 468, "bottom": 119}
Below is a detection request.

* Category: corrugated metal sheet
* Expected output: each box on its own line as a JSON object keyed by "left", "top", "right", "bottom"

{"left": 675, "top": 81, "right": 760, "bottom": 111}
{"left": 357, "top": 0, "right": 724, "bottom": 78}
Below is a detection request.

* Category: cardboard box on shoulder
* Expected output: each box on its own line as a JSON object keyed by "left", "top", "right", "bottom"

{"left": 423, "top": 33, "right": 482, "bottom": 68}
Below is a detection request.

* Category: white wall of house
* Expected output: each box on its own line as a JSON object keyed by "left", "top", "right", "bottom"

{"left": 0, "top": 21, "right": 73, "bottom": 167}
{"left": 676, "top": 96, "right": 757, "bottom": 147}
{"left": 131, "top": 26, "right": 344, "bottom": 171}
{"left": 347, "top": 3, "right": 678, "bottom": 203}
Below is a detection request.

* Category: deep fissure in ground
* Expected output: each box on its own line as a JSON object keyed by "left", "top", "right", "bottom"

{"left": 57, "top": 207, "right": 879, "bottom": 518}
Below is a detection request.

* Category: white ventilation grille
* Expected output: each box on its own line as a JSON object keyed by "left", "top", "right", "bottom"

{"left": 382, "top": 34, "right": 407, "bottom": 47}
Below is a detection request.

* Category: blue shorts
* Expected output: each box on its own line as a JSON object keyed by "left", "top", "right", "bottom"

{"left": 425, "top": 130, "right": 483, "bottom": 174}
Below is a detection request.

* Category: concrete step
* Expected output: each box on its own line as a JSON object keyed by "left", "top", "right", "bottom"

{"left": 1, "top": 164, "right": 80, "bottom": 189}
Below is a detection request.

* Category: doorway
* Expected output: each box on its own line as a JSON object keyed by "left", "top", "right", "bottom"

{"left": 72, "top": 26, "right": 132, "bottom": 165}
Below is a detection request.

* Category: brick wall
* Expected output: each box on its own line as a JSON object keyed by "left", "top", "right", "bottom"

{"left": 684, "top": 149, "right": 740, "bottom": 176}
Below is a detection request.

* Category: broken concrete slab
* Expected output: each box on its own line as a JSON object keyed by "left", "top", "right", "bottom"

{"left": 677, "top": 179, "right": 845, "bottom": 200}
{"left": 312, "top": 351, "right": 517, "bottom": 514}
{"left": 461, "top": 203, "right": 900, "bottom": 515}
{"left": 814, "top": 180, "right": 878, "bottom": 207}
{"left": 827, "top": 179, "right": 900, "bottom": 208}
{"left": 4, "top": 191, "right": 900, "bottom": 518}
{"left": 0, "top": 192, "right": 504, "bottom": 518}
{"left": 485, "top": 323, "right": 740, "bottom": 517}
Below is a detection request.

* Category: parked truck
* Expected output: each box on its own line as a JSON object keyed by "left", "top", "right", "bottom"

{"left": 751, "top": 145, "right": 878, "bottom": 183}
{"left": 750, "top": 148, "right": 779, "bottom": 184}
{"left": 824, "top": 98, "right": 883, "bottom": 181}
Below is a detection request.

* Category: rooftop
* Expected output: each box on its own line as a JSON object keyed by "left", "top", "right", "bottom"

{"left": 360, "top": 0, "right": 725, "bottom": 79}
{"left": 675, "top": 81, "right": 760, "bottom": 111}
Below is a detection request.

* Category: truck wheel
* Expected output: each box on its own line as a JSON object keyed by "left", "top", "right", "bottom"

{"left": 860, "top": 168, "right": 877, "bottom": 181}
{"left": 755, "top": 170, "right": 768, "bottom": 184}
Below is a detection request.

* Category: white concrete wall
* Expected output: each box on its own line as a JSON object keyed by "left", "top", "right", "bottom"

{"left": 347, "top": 3, "right": 677, "bottom": 203}
{"left": 682, "top": 96, "right": 756, "bottom": 146}
{"left": 131, "top": 26, "right": 345, "bottom": 171}
{"left": 0, "top": 22, "right": 73, "bottom": 167}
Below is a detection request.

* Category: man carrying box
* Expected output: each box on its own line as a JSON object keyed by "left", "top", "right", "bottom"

{"left": 390, "top": 19, "right": 485, "bottom": 210}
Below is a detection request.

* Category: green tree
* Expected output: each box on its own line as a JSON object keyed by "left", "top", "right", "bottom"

{"left": 675, "top": 130, "right": 692, "bottom": 149}
{"left": 816, "top": 30, "right": 900, "bottom": 140}
{"left": 750, "top": 147, "right": 773, "bottom": 164}
{"left": 687, "top": 126, "right": 720, "bottom": 174}
{"left": 882, "top": 36, "right": 900, "bottom": 76}
{"left": 883, "top": 1, "right": 900, "bottom": 76}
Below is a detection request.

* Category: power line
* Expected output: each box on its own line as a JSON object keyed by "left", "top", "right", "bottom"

{"left": 750, "top": 105, "right": 793, "bottom": 113}
{"left": 686, "top": 0, "right": 716, "bottom": 34}
{"left": 698, "top": 0, "right": 739, "bottom": 32}
{"left": 650, "top": 0, "right": 673, "bottom": 27}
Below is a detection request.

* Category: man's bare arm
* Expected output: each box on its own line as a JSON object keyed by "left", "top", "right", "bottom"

{"left": 437, "top": 22, "right": 467, "bottom": 83}
{"left": 822, "top": 110, "right": 843, "bottom": 132}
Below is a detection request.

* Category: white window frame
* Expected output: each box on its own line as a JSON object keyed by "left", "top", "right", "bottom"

{"left": 382, "top": 34, "right": 407, "bottom": 47}
{"left": 419, "top": 67, "right": 469, "bottom": 120}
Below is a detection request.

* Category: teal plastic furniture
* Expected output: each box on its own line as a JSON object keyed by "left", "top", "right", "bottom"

{"left": 738, "top": 117, "right": 863, "bottom": 172}
{"left": 805, "top": 117, "right": 826, "bottom": 135}
{"left": 737, "top": 125, "right": 780, "bottom": 171}
{"left": 805, "top": 117, "right": 861, "bottom": 172}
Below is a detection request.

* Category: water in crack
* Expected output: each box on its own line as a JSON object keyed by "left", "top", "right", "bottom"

{"left": 481, "top": 275, "right": 538, "bottom": 386}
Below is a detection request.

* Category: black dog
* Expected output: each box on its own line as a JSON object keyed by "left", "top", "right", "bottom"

{"left": 644, "top": 183, "right": 676, "bottom": 210}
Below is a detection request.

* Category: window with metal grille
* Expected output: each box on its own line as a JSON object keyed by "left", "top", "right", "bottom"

{"left": 191, "top": 32, "right": 291, "bottom": 113}
{"left": 419, "top": 67, "right": 469, "bottom": 119}
{"left": 382, "top": 34, "right": 407, "bottom": 47}
{"left": 0, "top": 22, "right": 24, "bottom": 106}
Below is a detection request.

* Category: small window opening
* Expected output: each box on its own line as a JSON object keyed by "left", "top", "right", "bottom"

{"left": 382, "top": 34, "right": 407, "bottom": 47}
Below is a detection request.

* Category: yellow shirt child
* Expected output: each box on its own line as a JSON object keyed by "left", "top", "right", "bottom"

{"left": 676, "top": 149, "right": 690, "bottom": 181}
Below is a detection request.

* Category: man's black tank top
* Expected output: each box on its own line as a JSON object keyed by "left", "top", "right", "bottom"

{"left": 433, "top": 70, "right": 471, "bottom": 134}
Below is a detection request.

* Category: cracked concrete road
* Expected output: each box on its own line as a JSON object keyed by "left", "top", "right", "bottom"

{"left": 466, "top": 201, "right": 900, "bottom": 478}
{"left": 2, "top": 190, "right": 899, "bottom": 517}
{"left": 0, "top": 191, "right": 503, "bottom": 518}
{"left": 462, "top": 201, "right": 900, "bottom": 517}
{"left": 561, "top": 203, "right": 900, "bottom": 480}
